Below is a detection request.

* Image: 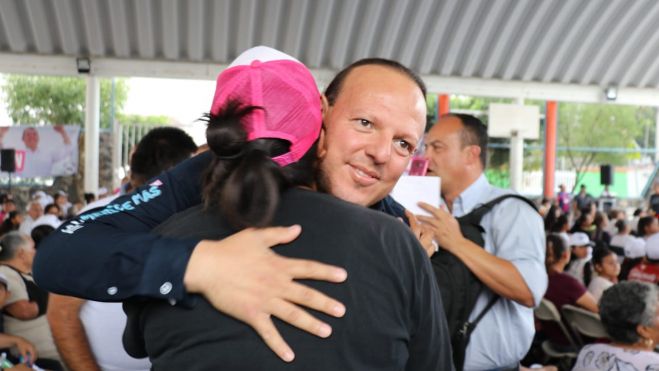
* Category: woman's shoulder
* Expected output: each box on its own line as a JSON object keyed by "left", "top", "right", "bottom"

{"left": 0, "top": 265, "right": 20, "bottom": 278}
{"left": 575, "top": 343, "right": 659, "bottom": 370}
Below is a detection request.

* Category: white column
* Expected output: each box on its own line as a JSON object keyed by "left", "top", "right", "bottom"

{"left": 84, "top": 76, "right": 100, "bottom": 194}
{"left": 112, "top": 121, "right": 122, "bottom": 190}
{"left": 509, "top": 98, "right": 525, "bottom": 192}
{"left": 655, "top": 108, "right": 659, "bottom": 162}
{"left": 510, "top": 130, "right": 523, "bottom": 192}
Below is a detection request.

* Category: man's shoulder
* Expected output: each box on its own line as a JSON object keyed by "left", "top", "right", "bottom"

{"left": 476, "top": 188, "right": 538, "bottom": 215}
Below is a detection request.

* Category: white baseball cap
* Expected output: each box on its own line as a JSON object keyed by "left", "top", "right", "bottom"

{"left": 569, "top": 232, "right": 595, "bottom": 247}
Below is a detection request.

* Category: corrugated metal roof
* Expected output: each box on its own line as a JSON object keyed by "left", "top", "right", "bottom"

{"left": 1, "top": 0, "right": 659, "bottom": 90}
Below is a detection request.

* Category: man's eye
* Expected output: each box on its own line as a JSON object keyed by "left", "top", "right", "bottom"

{"left": 394, "top": 139, "right": 413, "bottom": 155}
{"left": 358, "top": 119, "right": 373, "bottom": 128}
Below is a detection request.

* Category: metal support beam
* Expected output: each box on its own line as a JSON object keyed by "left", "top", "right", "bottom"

{"left": 84, "top": 75, "right": 100, "bottom": 194}
{"left": 2, "top": 53, "right": 659, "bottom": 107}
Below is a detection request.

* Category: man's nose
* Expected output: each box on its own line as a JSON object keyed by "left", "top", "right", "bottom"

{"left": 365, "top": 133, "right": 391, "bottom": 164}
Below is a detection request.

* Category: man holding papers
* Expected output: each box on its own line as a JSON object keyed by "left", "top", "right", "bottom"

{"left": 416, "top": 114, "right": 547, "bottom": 371}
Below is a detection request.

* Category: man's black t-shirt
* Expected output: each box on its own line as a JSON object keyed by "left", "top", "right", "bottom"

{"left": 124, "top": 189, "right": 452, "bottom": 371}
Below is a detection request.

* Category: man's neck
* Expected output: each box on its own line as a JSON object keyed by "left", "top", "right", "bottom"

{"left": 442, "top": 172, "right": 482, "bottom": 212}
{"left": 4, "top": 260, "right": 29, "bottom": 274}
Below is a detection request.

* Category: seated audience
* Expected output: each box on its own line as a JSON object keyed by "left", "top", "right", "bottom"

{"left": 0, "top": 232, "right": 62, "bottom": 370}
{"left": 606, "top": 209, "right": 625, "bottom": 235}
{"left": 42, "top": 204, "right": 61, "bottom": 220}
{"left": 550, "top": 214, "right": 570, "bottom": 246}
{"left": 570, "top": 212, "right": 595, "bottom": 239}
{"left": 636, "top": 215, "right": 658, "bottom": 239}
{"left": 566, "top": 232, "right": 594, "bottom": 285}
{"left": 0, "top": 272, "right": 37, "bottom": 369}
{"left": 572, "top": 281, "right": 659, "bottom": 370}
{"left": 619, "top": 237, "right": 646, "bottom": 281}
{"left": 0, "top": 199, "right": 16, "bottom": 223}
{"left": 0, "top": 212, "right": 22, "bottom": 236}
{"left": 609, "top": 219, "right": 632, "bottom": 260}
{"left": 592, "top": 211, "right": 611, "bottom": 248}
{"left": 628, "top": 233, "right": 659, "bottom": 284}
{"left": 18, "top": 202, "right": 42, "bottom": 237}
{"left": 587, "top": 247, "right": 619, "bottom": 302}
{"left": 543, "top": 234, "right": 598, "bottom": 348}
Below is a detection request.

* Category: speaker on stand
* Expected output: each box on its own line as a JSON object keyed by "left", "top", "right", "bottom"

{"left": 1, "top": 149, "right": 16, "bottom": 192}
{"left": 600, "top": 164, "right": 613, "bottom": 186}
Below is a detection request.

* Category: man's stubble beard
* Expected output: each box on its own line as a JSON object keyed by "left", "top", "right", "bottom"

{"left": 314, "top": 164, "right": 331, "bottom": 196}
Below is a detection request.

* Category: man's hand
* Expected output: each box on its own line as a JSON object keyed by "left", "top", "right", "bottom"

{"left": 416, "top": 202, "right": 466, "bottom": 252}
{"left": 53, "top": 125, "right": 71, "bottom": 145}
{"left": 404, "top": 209, "right": 436, "bottom": 257}
{"left": 12, "top": 336, "right": 37, "bottom": 362}
{"left": 184, "top": 225, "right": 348, "bottom": 362}
{"left": 416, "top": 202, "right": 536, "bottom": 307}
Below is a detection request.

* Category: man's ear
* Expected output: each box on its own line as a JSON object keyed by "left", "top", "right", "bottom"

{"left": 317, "top": 95, "right": 330, "bottom": 159}
{"left": 321, "top": 94, "right": 329, "bottom": 118}
{"left": 317, "top": 126, "right": 327, "bottom": 159}
{"left": 637, "top": 323, "right": 652, "bottom": 341}
{"left": 467, "top": 145, "right": 481, "bottom": 166}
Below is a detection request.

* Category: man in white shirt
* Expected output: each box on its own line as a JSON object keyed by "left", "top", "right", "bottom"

{"left": 0, "top": 126, "right": 74, "bottom": 178}
{"left": 18, "top": 201, "right": 43, "bottom": 236}
{"left": 47, "top": 127, "right": 198, "bottom": 371}
{"left": 416, "top": 114, "right": 547, "bottom": 371}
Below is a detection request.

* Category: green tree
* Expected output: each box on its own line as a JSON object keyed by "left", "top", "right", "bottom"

{"left": 2, "top": 75, "right": 128, "bottom": 128}
{"left": 118, "top": 114, "right": 170, "bottom": 126}
{"left": 558, "top": 102, "right": 646, "bottom": 191}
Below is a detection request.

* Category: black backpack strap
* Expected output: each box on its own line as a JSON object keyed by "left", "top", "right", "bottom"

{"left": 453, "top": 295, "right": 500, "bottom": 371}
{"left": 463, "top": 295, "right": 499, "bottom": 336}
{"left": 466, "top": 194, "right": 537, "bottom": 222}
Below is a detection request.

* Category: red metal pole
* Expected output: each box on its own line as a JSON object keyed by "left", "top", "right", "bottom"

{"left": 438, "top": 94, "right": 450, "bottom": 116}
{"left": 544, "top": 101, "right": 558, "bottom": 198}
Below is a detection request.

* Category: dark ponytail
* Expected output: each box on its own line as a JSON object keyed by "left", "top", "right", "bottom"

{"left": 546, "top": 234, "right": 567, "bottom": 269}
{"left": 202, "top": 101, "right": 317, "bottom": 229}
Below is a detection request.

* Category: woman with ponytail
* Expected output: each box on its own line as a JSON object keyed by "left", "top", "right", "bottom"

{"left": 122, "top": 47, "right": 451, "bottom": 371}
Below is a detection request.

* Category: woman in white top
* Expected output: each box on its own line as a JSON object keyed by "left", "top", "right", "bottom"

{"left": 573, "top": 281, "right": 659, "bottom": 371}
{"left": 0, "top": 232, "right": 62, "bottom": 370}
{"left": 587, "top": 247, "right": 619, "bottom": 302}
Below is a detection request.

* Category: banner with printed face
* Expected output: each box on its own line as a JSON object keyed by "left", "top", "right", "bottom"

{"left": 0, "top": 125, "right": 80, "bottom": 177}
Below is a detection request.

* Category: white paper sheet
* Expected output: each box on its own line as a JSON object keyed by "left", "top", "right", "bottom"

{"left": 390, "top": 176, "right": 441, "bottom": 216}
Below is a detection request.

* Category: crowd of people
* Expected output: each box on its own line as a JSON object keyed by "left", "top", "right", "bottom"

{"left": 0, "top": 45, "right": 654, "bottom": 371}
{"left": 537, "top": 183, "right": 659, "bottom": 369}
{"left": 0, "top": 188, "right": 83, "bottom": 370}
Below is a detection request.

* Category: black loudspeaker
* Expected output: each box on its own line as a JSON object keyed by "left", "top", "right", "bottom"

{"left": 0, "top": 149, "right": 15, "bottom": 173}
{"left": 600, "top": 164, "right": 613, "bottom": 186}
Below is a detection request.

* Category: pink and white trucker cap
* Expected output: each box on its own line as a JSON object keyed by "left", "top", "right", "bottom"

{"left": 210, "top": 46, "right": 322, "bottom": 167}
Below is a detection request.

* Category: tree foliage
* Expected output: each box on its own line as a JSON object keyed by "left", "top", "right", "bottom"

{"left": 557, "top": 102, "right": 652, "bottom": 190}
{"left": 2, "top": 75, "right": 128, "bottom": 128}
{"left": 117, "top": 114, "right": 170, "bottom": 126}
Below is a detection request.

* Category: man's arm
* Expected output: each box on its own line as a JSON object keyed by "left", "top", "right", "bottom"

{"left": 575, "top": 292, "right": 599, "bottom": 313}
{"left": 0, "top": 334, "right": 37, "bottom": 361}
{"left": 4, "top": 300, "right": 39, "bottom": 320}
{"left": 52, "top": 125, "right": 71, "bottom": 145}
{"left": 418, "top": 202, "right": 539, "bottom": 308}
{"left": 33, "top": 151, "right": 348, "bottom": 362}
{"left": 47, "top": 295, "right": 100, "bottom": 371}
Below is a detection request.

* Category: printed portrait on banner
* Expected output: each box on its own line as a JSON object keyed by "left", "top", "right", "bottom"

{"left": 0, "top": 125, "right": 80, "bottom": 177}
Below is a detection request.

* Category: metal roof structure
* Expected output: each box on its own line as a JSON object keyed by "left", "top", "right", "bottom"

{"left": 1, "top": 0, "right": 659, "bottom": 105}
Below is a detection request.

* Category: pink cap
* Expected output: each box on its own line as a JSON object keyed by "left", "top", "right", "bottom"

{"left": 210, "top": 46, "right": 322, "bottom": 166}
